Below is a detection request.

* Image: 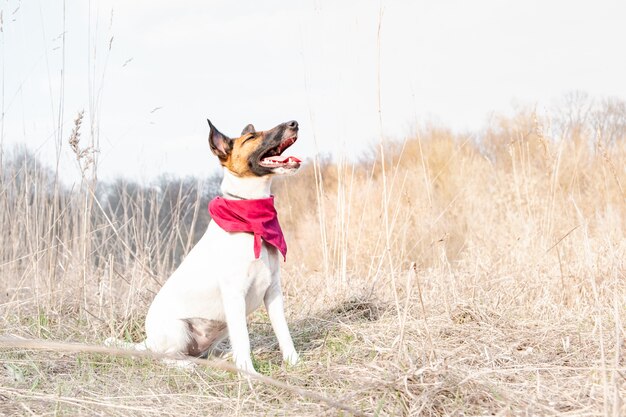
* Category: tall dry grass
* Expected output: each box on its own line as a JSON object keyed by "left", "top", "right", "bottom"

{"left": 1, "top": 104, "right": 625, "bottom": 416}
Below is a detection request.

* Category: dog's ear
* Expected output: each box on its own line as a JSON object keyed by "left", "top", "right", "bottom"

{"left": 207, "top": 119, "right": 233, "bottom": 159}
{"left": 241, "top": 124, "right": 256, "bottom": 135}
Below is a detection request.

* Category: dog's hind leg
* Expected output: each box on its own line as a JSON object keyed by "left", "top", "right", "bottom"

{"left": 143, "top": 318, "right": 201, "bottom": 369}
{"left": 144, "top": 317, "right": 193, "bottom": 355}
{"left": 104, "top": 319, "right": 188, "bottom": 355}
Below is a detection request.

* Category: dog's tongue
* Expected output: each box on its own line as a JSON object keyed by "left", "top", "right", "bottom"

{"left": 264, "top": 155, "right": 302, "bottom": 163}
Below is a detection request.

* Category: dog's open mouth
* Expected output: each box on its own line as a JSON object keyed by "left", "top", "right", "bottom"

{"left": 258, "top": 135, "right": 301, "bottom": 168}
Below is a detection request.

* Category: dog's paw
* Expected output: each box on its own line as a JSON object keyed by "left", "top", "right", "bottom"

{"left": 104, "top": 337, "right": 146, "bottom": 351}
{"left": 235, "top": 358, "right": 259, "bottom": 378}
{"left": 283, "top": 351, "right": 300, "bottom": 367}
{"left": 162, "top": 358, "right": 197, "bottom": 371}
{"left": 104, "top": 337, "right": 121, "bottom": 348}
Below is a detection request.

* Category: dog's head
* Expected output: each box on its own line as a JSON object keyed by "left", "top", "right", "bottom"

{"left": 208, "top": 120, "right": 301, "bottom": 177}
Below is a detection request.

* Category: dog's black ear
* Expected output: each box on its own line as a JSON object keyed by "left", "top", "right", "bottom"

{"left": 241, "top": 124, "right": 256, "bottom": 135}
{"left": 207, "top": 119, "right": 233, "bottom": 159}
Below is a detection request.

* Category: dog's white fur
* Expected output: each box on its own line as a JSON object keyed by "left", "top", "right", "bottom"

{"left": 146, "top": 168, "right": 299, "bottom": 372}
{"left": 145, "top": 168, "right": 299, "bottom": 373}
{"left": 104, "top": 119, "right": 302, "bottom": 374}
{"left": 138, "top": 169, "right": 299, "bottom": 374}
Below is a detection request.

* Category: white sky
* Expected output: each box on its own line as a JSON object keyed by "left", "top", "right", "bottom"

{"left": 1, "top": 0, "right": 626, "bottom": 183}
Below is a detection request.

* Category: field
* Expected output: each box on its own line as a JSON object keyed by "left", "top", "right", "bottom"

{"left": 1, "top": 104, "right": 625, "bottom": 416}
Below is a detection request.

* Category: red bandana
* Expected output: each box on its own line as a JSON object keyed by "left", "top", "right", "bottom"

{"left": 208, "top": 196, "right": 287, "bottom": 261}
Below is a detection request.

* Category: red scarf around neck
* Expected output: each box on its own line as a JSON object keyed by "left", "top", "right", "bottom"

{"left": 208, "top": 196, "right": 287, "bottom": 261}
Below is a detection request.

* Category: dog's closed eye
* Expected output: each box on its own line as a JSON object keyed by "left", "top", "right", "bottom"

{"left": 241, "top": 134, "right": 256, "bottom": 144}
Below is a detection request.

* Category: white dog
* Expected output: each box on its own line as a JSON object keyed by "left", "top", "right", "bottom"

{"left": 111, "top": 119, "right": 301, "bottom": 375}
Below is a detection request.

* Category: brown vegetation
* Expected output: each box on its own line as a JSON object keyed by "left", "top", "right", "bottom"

{"left": 1, "top": 99, "right": 625, "bottom": 416}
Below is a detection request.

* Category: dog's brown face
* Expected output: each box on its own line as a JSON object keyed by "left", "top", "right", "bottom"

{"left": 208, "top": 120, "right": 301, "bottom": 177}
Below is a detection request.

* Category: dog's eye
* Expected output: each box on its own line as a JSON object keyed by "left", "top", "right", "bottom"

{"left": 242, "top": 134, "right": 256, "bottom": 144}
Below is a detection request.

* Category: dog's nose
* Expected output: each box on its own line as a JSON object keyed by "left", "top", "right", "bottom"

{"left": 287, "top": 120, "right": 298, "bottom": 129}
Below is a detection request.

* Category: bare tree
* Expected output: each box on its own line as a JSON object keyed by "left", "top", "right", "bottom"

{"left": 590, "top": 96, "right": 626, "bottom": 147}
{"left": 551, "top": 91, "right": 594, "bottom": 140}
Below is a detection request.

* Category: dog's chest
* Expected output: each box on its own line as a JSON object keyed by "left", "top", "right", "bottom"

{"left": 201, "top": 220, "right": 281, "bottom": 314}
{"left": 243, "top": 249, "right": 278, "bottom": 314}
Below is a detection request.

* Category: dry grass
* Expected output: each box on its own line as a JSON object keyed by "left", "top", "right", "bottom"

{"left": 1, "top": 107, "right": 625, "bottom": 416}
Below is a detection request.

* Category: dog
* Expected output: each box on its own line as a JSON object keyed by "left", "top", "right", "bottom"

{"left": 110, "top": 119, "right": 301, "bottom": 375}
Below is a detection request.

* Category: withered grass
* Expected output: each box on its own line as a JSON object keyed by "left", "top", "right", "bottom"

{"left": 1, "top": 110, "right": 625, "bottom": 416}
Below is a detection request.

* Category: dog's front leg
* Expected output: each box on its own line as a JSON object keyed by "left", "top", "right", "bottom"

{"left": 221, "top": 285, "right": 257, "bottom": 375}
{"left": 264, "top": 281, "right": 299, "bottom": 366}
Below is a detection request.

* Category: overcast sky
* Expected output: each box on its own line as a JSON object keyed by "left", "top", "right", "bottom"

{"left": 1, "top": 0, "right": 625, "bottom": 183}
